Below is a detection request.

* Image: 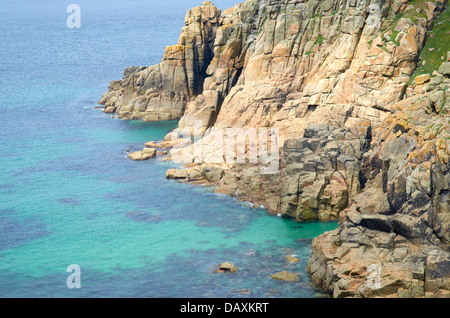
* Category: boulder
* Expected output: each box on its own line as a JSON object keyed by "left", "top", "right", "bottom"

{"left": 214, "top": 262, "right": 238, "bottom": 273}
{"left": 271, "top": 271, "right": 299, "bottom": 282}
{"left": 286, "top": 254, "right": 299, "bottom": 263}
{"left": 201, "top": 166, "right": 225, "bottom": 183}
{"left": 142, "top": 148, "right": 157, "bottom": 156}
{"left": 165, "top": 169, "right": 189, "bottom": 180}
{"left": 415, "top": 74, "right": 431, "bottom": 85}
{"left": 128, "top": 150, "right": 154, "bottom": 161}
{"left": 438, "top": 62, "right": 450, "bottom": 76}
{"left": 392, "top": 214, "right": 427, "bottom": 241}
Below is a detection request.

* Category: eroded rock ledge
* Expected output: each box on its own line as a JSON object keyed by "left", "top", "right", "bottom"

{"left": 100, "top": 0, "right": 450, "bottom": 297}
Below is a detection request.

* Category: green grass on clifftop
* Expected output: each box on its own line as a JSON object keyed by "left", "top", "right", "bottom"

{"left": 410, "top": 5, "right": 450, "bottom": 84}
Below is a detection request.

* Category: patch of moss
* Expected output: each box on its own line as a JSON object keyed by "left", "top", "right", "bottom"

{"left": 381, "top": 0, "right": 433, "bottom": 35}
{"left": 389, "top": 30, "right": 401, "bottom": 46}
{"left": 434, "top": 123, "right": 444, "bottom": 134}
{"left": 380, "top": 12, "right": 404, "bottom": 34}
{"left": 401, "top": 0, "right": 430, "bottom": 20}
{"left": 314, "top": 35, "right": 324, "bottom": 46}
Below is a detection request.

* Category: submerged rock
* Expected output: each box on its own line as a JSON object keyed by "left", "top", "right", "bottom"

{"left": 214, "top": 262, "right": 238, "bottom": 273}
{"left": 271, "top": 271, "right": 299, "bottom": 282}
{"left": 286, "top": 254, "right": 299, "bottom": 263}
{"left": 128, "top": 148, "right": 156, "bottom": 161}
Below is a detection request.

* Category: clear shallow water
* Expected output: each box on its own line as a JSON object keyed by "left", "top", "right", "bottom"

{"left": 0, "top": 0, "right": 337, "bottom": 298}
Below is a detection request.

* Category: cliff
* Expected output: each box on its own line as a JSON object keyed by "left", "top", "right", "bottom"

{"left": 100, "top": 0, "right": 449, "bottom": 298}
{"left": 308, "top": 58, "right": 450, "bottom": 298}
{"left": 100, "top": 0, "right": 433, "bottom": 130}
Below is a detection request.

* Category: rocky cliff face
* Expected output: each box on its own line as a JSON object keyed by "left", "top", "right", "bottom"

{"left": 99, "top": 3, "right": 222, "bottom": 121}
{"left": 308, "top": 61, "right": 450, "bottom": 297}
{"left": 101, "top": 0, "right": 440, "bottom": 130}
{"left": 100, "top": 0, "right": 449, "bottom": 297}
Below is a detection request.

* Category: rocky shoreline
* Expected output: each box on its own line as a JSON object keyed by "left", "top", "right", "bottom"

{"left": 100, "top": 0, "right": 449, "bottom": 297}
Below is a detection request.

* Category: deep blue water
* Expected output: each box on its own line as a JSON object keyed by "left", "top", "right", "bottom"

{"left": 0, "top": 0, "right": 337, "bottom": 298}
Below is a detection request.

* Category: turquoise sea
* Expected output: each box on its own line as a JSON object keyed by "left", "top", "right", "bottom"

{"left": 0, "top": 0, "right": 337, "bottom": 298}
